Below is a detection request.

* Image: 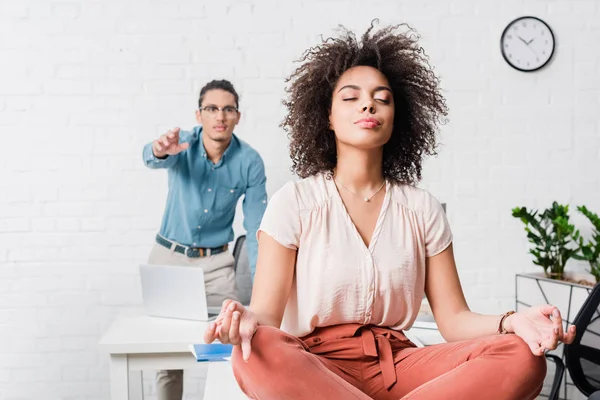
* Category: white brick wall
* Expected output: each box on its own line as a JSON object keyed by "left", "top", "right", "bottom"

{"left": 1, "top": 0, "right": 599, "bottom": 398}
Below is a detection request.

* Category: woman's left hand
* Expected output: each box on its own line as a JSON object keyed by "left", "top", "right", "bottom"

{"left": 504, "top": 305, "right": 577, "bottom": 356}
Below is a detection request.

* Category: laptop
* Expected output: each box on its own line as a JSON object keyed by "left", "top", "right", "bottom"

{"left": 139, "top": 264, "right": 220, "bottom": 321}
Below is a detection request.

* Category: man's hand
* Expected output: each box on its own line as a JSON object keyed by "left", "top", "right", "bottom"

{"left": 152, "top": 127, "right": 190, "bottom": 158}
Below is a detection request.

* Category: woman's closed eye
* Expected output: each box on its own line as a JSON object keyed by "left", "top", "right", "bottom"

{"left": 342, "top": 98, "right": 390, "bottom": 103}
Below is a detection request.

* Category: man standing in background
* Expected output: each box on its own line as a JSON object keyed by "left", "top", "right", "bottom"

{"left": 142, "top": 79, "right": 267, "bottom": 400}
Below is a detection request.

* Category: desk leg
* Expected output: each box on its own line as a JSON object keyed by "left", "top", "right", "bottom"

{"left": 110, "top": 354, "right": 130, "bottom": 400}
{"left": 129, "top": 371, "right": 144, "bottom": 400}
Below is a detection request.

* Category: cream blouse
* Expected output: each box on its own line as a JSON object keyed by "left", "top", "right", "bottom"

{"left": 258, "top": 173, "right": 453, "bottom": 337}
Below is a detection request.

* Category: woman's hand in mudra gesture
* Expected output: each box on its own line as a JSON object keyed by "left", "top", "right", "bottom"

{"left": 505, "top": 305, "right": 577, "bottom": 356}
{"left": 203, "top": 299, "right": 259, "bottom": 361}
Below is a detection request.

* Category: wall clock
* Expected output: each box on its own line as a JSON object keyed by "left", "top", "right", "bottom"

{"left": 500, "top": 16, "right": 555, "bottom": 72}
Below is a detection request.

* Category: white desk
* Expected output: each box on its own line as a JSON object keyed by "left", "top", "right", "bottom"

{"left": 405, "top": 319, "right": 445, "bottom": 347}
{"left": 99, "top": 315, "right": 444, "bottom": 399}
{"left": 99, "top": 315, "right": 246, "bottom": 400}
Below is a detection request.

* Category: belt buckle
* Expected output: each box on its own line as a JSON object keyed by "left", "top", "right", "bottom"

{"left": 186, "top": 247, "right": 197, "bottom": 257}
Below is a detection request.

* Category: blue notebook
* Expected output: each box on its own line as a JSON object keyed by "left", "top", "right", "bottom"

{"left": 188, "top": 343, "right": 233, "bottom": 362}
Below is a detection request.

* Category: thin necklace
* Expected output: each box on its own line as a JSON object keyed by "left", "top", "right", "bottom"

{"left": 334, "top": 176, "right": 386, "bottom": 202}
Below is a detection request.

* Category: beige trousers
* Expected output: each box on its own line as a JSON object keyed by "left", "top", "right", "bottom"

{"left": 148, "top": 242, "right": 238, "bottom": 400}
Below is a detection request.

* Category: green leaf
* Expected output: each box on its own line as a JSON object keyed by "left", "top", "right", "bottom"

{"left": 514, "top": 202, "right": 581, "bottom": 276}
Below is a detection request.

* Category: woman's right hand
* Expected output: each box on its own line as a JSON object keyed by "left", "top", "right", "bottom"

{"left": 203, "top": 299, "right": 258, "bottom": 361}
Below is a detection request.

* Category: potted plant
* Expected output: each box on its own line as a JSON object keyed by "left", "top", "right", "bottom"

{"left": 574, "top": 206, "right": 600, "bottom": 284}
{"left": 511, "top": 202, "right": 580, "bottom": 281}
{"left": 512, "top": 202, "right": 595, "bottom": 399}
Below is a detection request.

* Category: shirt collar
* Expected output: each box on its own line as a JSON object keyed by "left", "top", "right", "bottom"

{"left": 196, "top": 126, "right": 239, "bottom": 164}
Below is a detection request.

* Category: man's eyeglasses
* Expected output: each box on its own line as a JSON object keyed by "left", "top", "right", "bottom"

{"left": 199, "top": 106, "right": 239, "bottom": 118}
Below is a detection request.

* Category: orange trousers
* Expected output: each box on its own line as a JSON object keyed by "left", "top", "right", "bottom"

{"left": 231, "top": 324, "right": 546, "bottom": 400}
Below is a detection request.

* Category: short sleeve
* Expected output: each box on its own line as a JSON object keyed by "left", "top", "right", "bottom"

{"left": 257, "top": 181, "right": 301, "bottom": 250}
{"left": 425, "top": 193, "right": 453, "bottom": 257}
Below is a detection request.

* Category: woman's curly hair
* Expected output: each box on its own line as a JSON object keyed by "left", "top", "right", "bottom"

{"left": 281, "top": 20, "right": 448, "bottom": 185}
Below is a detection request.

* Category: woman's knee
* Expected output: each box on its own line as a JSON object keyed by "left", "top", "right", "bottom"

{"left": 490, "top": 334, "right": 547, "bottom": 381}
{"left": 231, "top": 326, "right": 302, "bottom": 397}
{"left": 231, "top": 326, "right": 296, "bottom": 375}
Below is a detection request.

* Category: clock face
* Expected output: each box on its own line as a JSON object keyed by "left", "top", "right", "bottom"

{"left": 500, "top": 16, "right": 555, "bottom": 72}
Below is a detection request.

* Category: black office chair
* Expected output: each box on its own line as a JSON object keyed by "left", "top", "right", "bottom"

{"left": 545, "top": 354, "right": 566, "bottom": 400}
{"left": 564, "top": 283, "right": 600, "bottom": 398}
{"left": 232, "top": 234, "right": 246, "bottom": 272}
{"left": 232, "top": 235, "right": 252, "bottom": 305}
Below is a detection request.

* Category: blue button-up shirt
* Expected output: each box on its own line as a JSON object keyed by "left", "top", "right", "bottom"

{"left": 142, "top": 126, "right": 267, "bottom": 277}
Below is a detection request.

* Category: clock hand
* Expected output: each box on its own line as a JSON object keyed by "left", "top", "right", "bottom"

{"left": 525, "top": 44, "right": 539, "bottom": 58}
{"left": 518, "top": 36, "right": 538, "bottom": 58}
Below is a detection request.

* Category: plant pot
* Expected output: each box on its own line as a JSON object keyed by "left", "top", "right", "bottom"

{"left": 546, "top": 271, "right": 565, "bottom": 280}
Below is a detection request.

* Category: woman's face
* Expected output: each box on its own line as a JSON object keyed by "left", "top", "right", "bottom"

{"left": 329, "top": 65, "right": 394, "bottom": 150}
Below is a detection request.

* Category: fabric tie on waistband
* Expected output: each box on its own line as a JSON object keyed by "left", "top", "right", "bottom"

{"left": 302, "top": 324, "right": 413, "bottom": 391}
{"left": 360, "top": 326, "right": 407, "bottom": 390}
